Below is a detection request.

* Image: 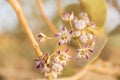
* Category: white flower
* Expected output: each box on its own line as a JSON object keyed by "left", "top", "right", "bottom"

{"left": 35, "top": 53, "right": 50, "bottom": 73}
{"left": 87, "top": 33, "right": 93, "bottom": 40}
{"left": 62, "top": 12, "right": 74, "bottom": 21}
{"left": 76, "top": 43, "right": 94, "bottom": 60}
{"left": 76, "top": 46, "right": 94, "bottom": 60}
{"left": 80, "top": 31, "right": 88, "bottom": 43}
{"left": 73, "top": 31, "right": 81, "bottom": 38}
{"left": 75, "top": 20, "right": 87, "bottom": 30}
{"left": 52, "top": 63, "right": 63, "bottom": 72}
{"left": 55, "top": 27, "right": 73, "bottom": 45}
{"left": 41, "top": 65, "right": 50, "bottom": 73}
{"left": 79, "top": 12, "right": 90, "bottom": 23}
{"left": 77, "top": 50, "right": 89, "bottom": 60}
{"left": 58, "top": 49, "right": 72, "bottom": 61}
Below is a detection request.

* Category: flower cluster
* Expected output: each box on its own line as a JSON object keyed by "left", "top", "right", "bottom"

{"left": 36, "top": 11, "right": 97, "bottom": 79}
{"left": 35, "top": 49, "right": 71, "bottom": 79}
{"left": 35, "top": 53, "right": 50, "bottom": 73}
{"left": 55, "top": 12, "right": 96, "bottom": 60}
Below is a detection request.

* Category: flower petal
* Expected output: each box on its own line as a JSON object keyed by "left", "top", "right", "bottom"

{"left": 55, "top": 33, "right": 61, "bottom": 38}
{"left": 69, "top": 30, "right": 73, "bottom": 35}
{"left": 62, "top": 26, "right": 67, "bottom": 32}
{"left": 77, "top": 54, "right": 81, "bottom": 60}
{"left": 80, "top": 32, "right": 88, "bottom": 43}
{"left": 89, "top": 49, "right": 94, "bottom": 53}
{"left": 76, "top": 49, "right": 80, "bottom": 52}
{"left": 57, "top": 50, "right": 61, "bottom": 55}
{"left": 85, "top": 54, "right": 89, "bottom": 60}
{"left": 58, "top": 40, "right": 64, "bottom": 45}
{"left": 36, "top": 64, "right": 40, "bottom": 69}
{"left": 75, "top": 20, "right": 86, "bottom": 30}
{"left": 70, "top": 11, "right": 74, "bottom": 21}
{"left": 64, "top": 48, "right": 69, "bottom": 53}
{"left": 67, "top": 55, "right": 72, "bottom": 60}
{"left": 66, "top": 39, "right": 70, "bottom": 44}
{"left": 84, "top": 44, "right": 88, "bottom": 48}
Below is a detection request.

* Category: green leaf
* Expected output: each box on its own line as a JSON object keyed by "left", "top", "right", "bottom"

{"left": 80, "top": 0, "right": 107, "bottom": 27}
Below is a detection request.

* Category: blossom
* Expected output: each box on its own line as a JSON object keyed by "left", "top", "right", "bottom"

{"left": 79, "top": 31, "right": 95, "bottom": 44}
{"left": 73, "top": 30, "right": 81, "bottom": 38}
{"left": 79, "top": 12, "right": 90, "bottom": 23}
{"left": 79, "top": 12, "right": 96, "bottom": 28}
{"left": 62, "top": 12, "right": 74, "bottom": 22}
{"left": 87, "top": 33, "right": 94, "bottom": 40}
{"left": 53, "top": 49, "right": 72, "bottom": 66}
{"left": 50, "top": 49, "right": 71, "bottom": 78}
{"left": 35, "top": 53, "right": 50, "bottom": 73}
{"left": 75, "top": 20, "right": 87, "bottom": 30}
{"left": 58, "top": 49, "right": 72, "bottom": 61}
{"left": 50, "top": 62, "right": 63, "bottom": 79}
{"left": 76, "top": 44, "right": 94, "bottom": 60}
{"left": 52, "top": 63, "right": 63, "bottom": 72}
{"left": 79, "top": 31, "right": 88, "bottom": 43}
{"left": 55, "top": 27, "right": 73, "bottom": 45}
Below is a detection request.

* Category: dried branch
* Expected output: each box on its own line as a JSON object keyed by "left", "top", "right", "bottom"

{"left": 8, "top": 0, "right": 43, "bottom": 57}
{"left": 36, "top": 0, "right": 58, "bottom": 34}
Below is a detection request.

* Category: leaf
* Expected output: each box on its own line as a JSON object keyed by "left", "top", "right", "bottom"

{"left": 80, "top": 0, "right": 107, "bottom": 27}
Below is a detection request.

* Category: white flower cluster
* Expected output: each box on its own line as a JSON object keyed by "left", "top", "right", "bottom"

{"left": 36, "top": 11, "right": 97, "bottom": 79}
{"left": 35, "top": 49, "right": 71, "bottom": 79}
{"left": 55, "top": 12, "right": 96, "bottom": 60}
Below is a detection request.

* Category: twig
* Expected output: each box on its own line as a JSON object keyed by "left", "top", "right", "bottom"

{"left": 8, "top": 0, "right": 43, "bottom": 57}
{"left": 36, "top": 0, "right": 58, "bottom": 34}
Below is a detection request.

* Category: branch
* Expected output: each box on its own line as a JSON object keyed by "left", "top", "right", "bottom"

{"left": 8, "top": 0, "right": 43, "bottom": 57}
{"left": 36, "top": 0, "right": 58, "bottom": 34}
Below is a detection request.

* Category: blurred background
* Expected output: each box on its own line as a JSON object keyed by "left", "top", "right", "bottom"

{"left": 0, "top": 0, "right": 120, "bottom": 80}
